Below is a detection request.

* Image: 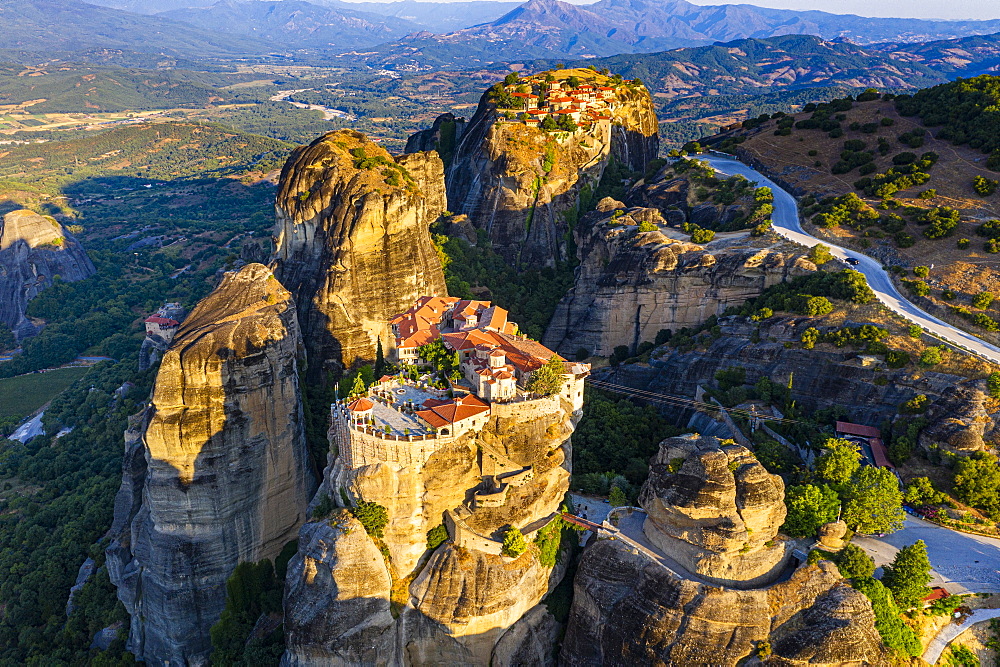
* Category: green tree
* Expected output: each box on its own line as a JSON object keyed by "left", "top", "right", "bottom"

{"left": 881, "top": 540, "right": 932, "bottom": 609}
{"left": 815, "top": 438, "right": 861, "bottom": 489}
{"left": 782, "top": 484, "right": 839, "bottom": 537}
{"left": 609, "top": 485, "right": 628, "bottom": 507}
{"left": 527, "top": 355, "right": 566, "bottom": 396}
{"left": 504, "top": 71, "right": 519, "bottom": 86}
{"left": 426, "top": 524, "right": 448, "bottom": 550}
{"left": 836, "top": 543, "right": 875, "bottom": 579}
{"left": 905, "top": 477, "right": 947, "bottom": 507}
{"left": 947, "top": 644, "right": 981, "bottom": 667}
{"left": 375, "top": 337, "right": 386, "bottom": 379}
{"left": 0, "top": 324, "right": 13, "bottom": 351}
{"left": 913, "top": 265, "right": 930, "bottom": 278}
{"left": 953, "top": 451, "right": 1000, "bottom": 517}
{"left": 540, "top": 115, "right": 558, "bottom": 131}
{"left": 808, "top": 243, "right": 834, "bottom": 265}
{"left": 502, "top": 526, "right": 527, "bottom": 557}
{"left": 842, "top": 467, "right": 905, "bottom": 535}
{"left": 907, "top": 325, "right": 922, "bottom": 339}
{"left": 349, "top": 374, "right": 367, "bottom": 397}
{"left": 351, "top": 501, "right": 389, "bottom": 539}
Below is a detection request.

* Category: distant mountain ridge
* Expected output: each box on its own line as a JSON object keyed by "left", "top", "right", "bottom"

{"left": 0, "top": 0, "right": 273, "bottom": 57}
{"left": 161, "top": 0, "right": 424, "bottom": 49}
{"left": 354, "top": 0, "right": 1000, "bottom": 64}
{"left": 571, "top": 35, "right": 951, "bottom": 100}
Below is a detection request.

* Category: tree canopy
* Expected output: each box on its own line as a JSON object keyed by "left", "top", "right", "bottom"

{"left": 782, "top": 484, "right": 839, "bottom": 537}
{"left": 881, "top": 540, "right": 932, "bottom": 610}
{"left": 842, "top": 466, "right": 905, "bottom": 535}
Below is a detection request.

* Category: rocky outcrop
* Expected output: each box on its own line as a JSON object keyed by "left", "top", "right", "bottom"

{"left": 561, "top": 437, "right": 884, "bottom": 665}
{"left": 107, "top": 263, "right": 315, "bottom": 665}
{"left": 442, "top": 71, "right": 658, "bottom": 266}
{"left": 919, "top": 381, "right": 996, "bottom": 454}
{"left": 282, "top": 395, "right": 576, "bottom": 665}
{"left": 543, "top": 206, "right": 813, "bottom": 357}
{"left": 272, "top": 130, "right": 447, "bottom": 378}
{"left": 639, "top": 435, "right": 788, "bottom": 588}
{"left": 0, "top": 209, "right": 94, "bottom": 339}
{"left": 404, "top": 112, "right": 466, "bottom": 167}
{"left": 282, "top": 512, "right": 396, "bottom": 666}
{"left": 560, "top": 541, "right": 885, "bottom": 666}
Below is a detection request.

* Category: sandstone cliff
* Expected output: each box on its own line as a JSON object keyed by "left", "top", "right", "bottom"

{"left": 544, "top": 205, "right": 813, "bottom": 357}
{"left": 560, "top": 435, "right": 886, "bottom": 666}
{"left": 272, "top": 130, "right": 448, "bottom": 378}
{"left": 404, "top": 112, "right": 467, "bottom": 167}
{"left": 0, "top": 209, "right": 95, "bottom": 339}
{"left": 440, "top": 70, "right": 658, "bottom": 266}
{"left": 283, "top": 394, "right": 575, "bottom": 665}
{"left": 639, "top": 434, "right": 788, "bottom": 588}
{"left": 560, "top": 540, "right": 885, "bottom": 666}
{"left": 107, "top": 263, "right": 315, "bottom": 665}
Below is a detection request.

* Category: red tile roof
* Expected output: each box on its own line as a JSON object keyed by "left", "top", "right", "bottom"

{"left": 347, "top": 397, "right": 374, "bottom": 412}
{"left": 923, "top": 587, "right": 950, "bottom": 603}
{"left": 836, "top": 421, "right": 881, "bottom": 439}
{"left": 416, "top": 394, "right": 489, "bottom": 428}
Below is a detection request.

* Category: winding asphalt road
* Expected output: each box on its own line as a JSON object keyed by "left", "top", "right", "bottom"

{"left": 703, "top": 154, "right": 1000, "bottom": 365}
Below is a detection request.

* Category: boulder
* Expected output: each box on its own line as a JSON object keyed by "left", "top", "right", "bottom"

{"left": 639, "top": 434, "right": 788, "bottom": 588}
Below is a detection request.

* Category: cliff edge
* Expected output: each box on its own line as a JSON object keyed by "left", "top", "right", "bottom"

{"left": 107, "top": 263, "right": 315, "bottom": 665}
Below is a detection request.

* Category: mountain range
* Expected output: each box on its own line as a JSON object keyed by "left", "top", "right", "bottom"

{"left": 60, "top": 0, "right": 1000, "bottom": 66}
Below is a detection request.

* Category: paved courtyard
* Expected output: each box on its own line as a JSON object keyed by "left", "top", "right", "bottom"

{"left": 853, "top": 517, "right": 1000, "bottom": 594}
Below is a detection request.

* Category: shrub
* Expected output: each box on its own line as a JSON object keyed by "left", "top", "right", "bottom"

{"left": 803, "top": 296, "right": 834, "bottom": 317}
{"left": 958, "top": 238, "right": 970, "bottom": 249}
{"left": 903, "top": 279, "right": 930, "bottom": 297}
{"left": 913, "top": 265, "right": 929, "bottom": 278}
{"left": 919, "top": 347, "right": 942, "bottom": 367}
{"left": 972, "top": 292, "right": 995, "bottom": 309}
{"left": 886, "top": 349, "right": 911, "bottom": 369}
{"left": 918, "top": 188, "right": 936, "bottom": 199}
{"left": 905, "top": 477, "right": 948, "bottom": 507}
{"left": 900, "top": 394, "right": 929, "bottom": 414}
{"left": 988, "top": 371, "right": 1000, "bottom": 399}
{"left": 974, "top": 175, "right": 999, "bottom": 196}
{"left": 350, "top": 501, "right": 389, "bottom": 539}
{"left": 502, "top": 526, "right": 527, "bottom": 557}
{"left": 801, "top": 327, "right": 820, "bottom": 349}
{"left": 637, "top": 220, "right": 658, "bottom": 233}
{"left": 836, "top": 543, "right": 875, "bottom": 579}
{"left": 976, "top": 219, "right": 1000, "bottom": 239}
{"left": 751, "top": 307, "right": 773, "bottom": 321}
{"left": 851, "top": 577, "right": 923, "bottom": 657}
{"left": 908, "top": 325, "right": 922, "bottom": 339}
{"left": 808, "top": 243, "right": 834, "bottom": 265}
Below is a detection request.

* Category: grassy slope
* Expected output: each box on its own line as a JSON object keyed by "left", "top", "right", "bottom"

{"left": 0, "top": 366, "right": 90, "bottom": 419}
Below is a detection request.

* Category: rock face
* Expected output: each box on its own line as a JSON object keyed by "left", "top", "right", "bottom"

{"left": 543, "top": 206, "right": 813, "bottom": 357}
{"left": 560, "top": 541, "right": 885, "bottom": 666}
{"left": 601, "top": 315, "right": 999, "bottom": 435}
{"left": 272, "top": 130, "right": 448, "bottom": 378}
{"left": 404, "top": 112, "right": 467, "bottom": 167}
{"left": 919, "top": 381, "right": 996, "bottom": 454}
{"left": 0, "top": 209, "right": 95, "bottom": 339}
{"left": 282, "top": 395, "right": 576, "bottom": 665}
{"left": 441, "top": 71, "right": 658, "bottom": 266}
{"left": 107, "top": 263, "right": 315, "bottom": 665}
{"left": 640, "top": 435, "right": 788, "bottom": 588}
